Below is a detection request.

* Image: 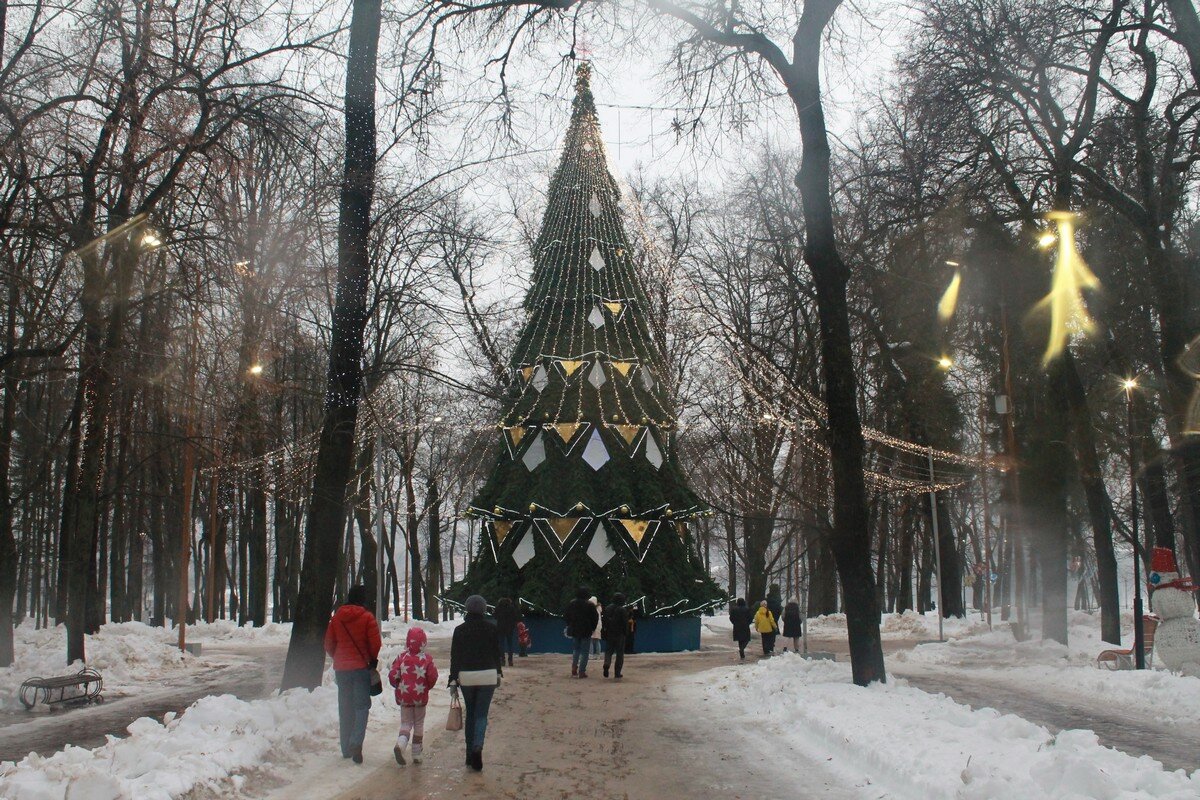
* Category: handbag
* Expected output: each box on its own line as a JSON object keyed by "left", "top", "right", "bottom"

{"left": 339, "top": 618, "right": 383, "bottom": 697}
{"left": 446, "top": 687, "right": 463, "bottom": 731}
{"left": 458, "top": 668, "right": 499, "bottom": 687}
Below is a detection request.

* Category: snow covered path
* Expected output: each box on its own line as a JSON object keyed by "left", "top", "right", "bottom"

{"left": 895, "top": 666, "right": 1199, "bottom": 773}
{"left": 0, "top": 642, "right": 286, "bottom": 762}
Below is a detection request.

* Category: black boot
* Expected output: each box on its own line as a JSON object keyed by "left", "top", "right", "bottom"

{"left": 470, "top": 750, "right": 483, "bottom": 771}
{"left": 508, "top": 654, "right": 514, "bottom": 667}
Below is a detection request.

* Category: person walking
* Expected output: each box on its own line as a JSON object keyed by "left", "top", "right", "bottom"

{"left": 754, "top": 600, "right": 778, "bottom": 656}
{"left": 589, "top": 596, "right": 603, "bottom": 655}
{"left": 729, "top": 598, "right": 753, "bottom": 660}
{"left": 564, "top": 587, "right": 599, "bottom": 677}
{"left": 767, "top": 584, "right": 784, "bottom": 625}
{"left": 324, "top": 585, "right": 381, "bottom": 764}
{"left": 449, "top": 594, "right": 503, "bottom": 772}
{"left": 388, "top": 626, "right": 438, "bottom": 766}
{"left": 494, "top": 597, "right": 521, "bottom": 667}
{"left": 601, "top": 594, "right": 630, "bottom": 678}
{"left": 782, "top": 598, "right": 803, "bottom": 653}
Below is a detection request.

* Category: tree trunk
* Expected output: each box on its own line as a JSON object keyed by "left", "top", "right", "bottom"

{"left": 787, "top": 0, "right": 884, "bottom": 684}
{"left": 1164, "top": 0, "right": 1200, "bottom": 89}
{"left": 282, "top": 0, "right": 382, "bottom": 689}
{"left": 425, "top": 474, "right": 441, "bottom": 621}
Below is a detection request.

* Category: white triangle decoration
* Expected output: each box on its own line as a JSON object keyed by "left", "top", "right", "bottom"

{"left": 640, "top": 368, "right": 655, "bottom": 390}
{"left": 531, "top": 364, "right": 549, "bottom": 392}
{"left": 588, "top": 306, "right": 605, "bottom": 328}
{"left": 644, "top": 431, "right": 664, "bottom": 470}
{"left": 587, "top": 361, "right": 607, "bottom": 388}
{"left": 522, "top": 432, "right": 546, "bottom": 471}
{"left": 581, "top": 428, "right": 610, "bottom": 470}
{"left": 589, "top": 246, "right": 605, "bottom": 272}
{"left": 512, "top": 533, "right": 536, "bottom": 568}
{"left": 586, "top": 525, "right": 616, "bottom": 567}
{"left": 588, "top": 193, "right": 601, "bottom": 218}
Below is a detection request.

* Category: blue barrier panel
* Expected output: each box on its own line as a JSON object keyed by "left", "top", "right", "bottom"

{"left": 517, "top": 615, "right": 701, "bottom": 654}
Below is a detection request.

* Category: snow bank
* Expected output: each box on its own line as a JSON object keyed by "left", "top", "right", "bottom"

{"left": 0, "top": 686, "right": 339, "bottom": 800}
{"left": 685, "top": 655, "right": 1200, "bottom": 799}
{"left": 0, "top": 623, "right": 203, "bottom": 711}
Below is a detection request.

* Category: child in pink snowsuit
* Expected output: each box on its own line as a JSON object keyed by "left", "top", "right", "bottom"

{"left": 388, "top": 627, "right": 439, "bottom": 765}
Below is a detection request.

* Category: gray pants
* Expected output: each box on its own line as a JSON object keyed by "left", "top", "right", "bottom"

{"left": 335, "top": 668, "right": 371, "bottom": 756}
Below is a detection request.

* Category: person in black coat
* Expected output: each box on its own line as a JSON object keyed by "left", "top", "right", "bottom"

{"left": 782, "top": 598, "right": 803, "bottom": 653}
{"left": 449, "top": 595, "right": 504, "bottom": 772}
{"left": 494, "top": 597, "right": 521, "bottom": 666}
{"left": 767, "top": 584, "right": 784, "bottom": 624}
{"left": 563, "top": 587, "right": 599, "bottom": 677}
{"left": 729, "top": 598, "right": 753, "bottom": 660}
{"left": 601, "top": 593, "right": 630, "bottom": 679}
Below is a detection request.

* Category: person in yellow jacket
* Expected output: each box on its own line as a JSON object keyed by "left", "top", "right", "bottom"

{"left": 753, "top": 600, "right": 778, "bottom": 656}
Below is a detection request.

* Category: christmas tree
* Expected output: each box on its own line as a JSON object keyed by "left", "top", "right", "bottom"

{"left": 458, "top": 63, "right": 720, "bottom": 616}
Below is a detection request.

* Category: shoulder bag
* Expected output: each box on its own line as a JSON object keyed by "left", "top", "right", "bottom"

{"left": 446, "top": 686, "right": 463, "bottom": 731}
{"left": 340, "top": 617, "right": 383, "bottom": 696}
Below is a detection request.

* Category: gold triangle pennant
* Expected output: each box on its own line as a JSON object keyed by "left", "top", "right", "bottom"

{"left": 611, "top": 360, "right": 636, "bottom": 378}
{"left": 675, "top": 521, "right": 688, "bottom": 540}
{"left": 554, "top": 422, "right": 583, "bottom": 443}
{"left": 493, "top": 520, "right": 514, "bottom": 545}
{"left": 614, "top": 424, "right": 642, "bottom": 446}
{"left": 506, "top": 426, "right": 526, "bottom": 448}
{"left": 520, "top": 366, "right": 535, "bottom": 381}
{"left": 548, "top": 517, "right": 580, "bottom": 544}
{"left": 602, "top": 301, "right": 624, "bottom": 316}
{"left": 619, "top": 518, "right": 651, "bottom": 544}
{"left": 558, "top": 359, "right": 586, "bottom": 377}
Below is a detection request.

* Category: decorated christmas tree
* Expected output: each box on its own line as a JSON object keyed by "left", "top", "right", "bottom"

{"left": 458, "top": 63, "right": 720, "bottom": 618}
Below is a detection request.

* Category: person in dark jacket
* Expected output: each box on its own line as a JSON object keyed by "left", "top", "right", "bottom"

{"left": 601, "top": 594, "right": 630, "bottom": 679}
{"left": 324, "top": 585, "right": 381, "bottom": 763}
{"left": 449, "top": 594, "right": 504, "bottom": 772}
{"left": 767, "top": 584, "right": 784, "bottom": 624}
{"left": 563, "top": 587, "right": 599, "bottom": 677}
{"left": 782, "top": 598, "right": 803, "bottom": 653}
{"left": 729, "top": 598, "right": 753, "bottom": 660}
{"left": 494, "top": 597, "right": 521, "bottom": 667}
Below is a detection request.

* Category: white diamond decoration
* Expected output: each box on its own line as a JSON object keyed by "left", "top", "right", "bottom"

{"left": 640, "top": 368, "right": 654, "bottom": 390}
{"left": 522, "top": 432, "right": 546, "bottom": 471}
{"left": 587, "top": 361, "right": 606, "bottom": 388}
{"left": 512, "top": 533, "right": 536, "bottom": 568}
{"left": 586, "top": 525, "right": 616, "bottom": 567}
{"left": 531, "top": 365, "right": 549, "bottom": 392}
{"left": 588, "top": 306, "right": 605, "bottom": 328}
{"left": 589, "top": 246, "right": 605, "bottom": 271}
{"left": 644, "top": 431, "right": 663, "bottom": 470}
{"left": 588, "top": 193, "right": 601, "bottom": 217}
{"left": 582, "top": 429, "right": 610, "bottom": 470}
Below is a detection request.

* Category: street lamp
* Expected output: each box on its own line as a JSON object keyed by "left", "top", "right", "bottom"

{"left": 1124, "top": 377, "right": 1145, "bottom": 669}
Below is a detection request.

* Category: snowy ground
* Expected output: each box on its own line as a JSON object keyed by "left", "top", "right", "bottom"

{"left": 2, "top": 610, "right": 1199, "bottom": 799}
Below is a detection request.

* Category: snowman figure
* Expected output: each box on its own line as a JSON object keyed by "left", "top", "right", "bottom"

{"left": 1148, "top": 546, "right": 1200, "bottom": 677}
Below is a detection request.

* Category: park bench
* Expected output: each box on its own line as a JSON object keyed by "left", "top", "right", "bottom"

{"left": 18, "top": 667, "right": 104, "bottom": 710}
{"left": 1096, "top": 615, "right": 1159, "bottom": 670}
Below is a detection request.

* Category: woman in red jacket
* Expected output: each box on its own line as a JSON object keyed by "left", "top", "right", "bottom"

{"left": 324, "top": 585, "right": 381, "bottom": 763}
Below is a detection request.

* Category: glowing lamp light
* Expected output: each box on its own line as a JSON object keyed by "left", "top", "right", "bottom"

{"left": 141, "top": 230, "right": 163, "bottom": 249}
{"left": 247, "top": 363, "right": 264, "bottom": 376}
{"left": 937, "top": 356, "right": 954, "bottom": 370}
{"left": 1037, "top": 231, "right": 1058, "bottom": 249}
{"left": 433, "top": 416, "right": 444, "bottom": 423}
{"left": 1123, "top": 378, "right": 1138, "bottom": 392}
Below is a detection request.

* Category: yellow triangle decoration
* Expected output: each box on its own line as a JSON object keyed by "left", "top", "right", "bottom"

{"left": 559, "top": 359, "right": 585, "bottom": 377}
{"left": 619, "top": 519, "right": 650, "bottom": 544}
{"left": 554, "top": 422, "right": 583, "bottom": 443}
{"left": 676, "top": 521, "right": 688, "bottom": 540}
{"left": 614, "top": 424, "right": 642, "bottom": 445}
{"left": 611, "top": 360, "right": 635, "bottom": 378}
{"left": 520, "top": 366, "right": 535, "bottom": 381}
{"left": 506, "top": 427, "right": 525, "bottom": 447}
{"left": 603, "top": 301, "right": 624, "bottom": 316}
{"left": 548, "top": 517, "right": 579, "bottom": 543}
{"left": 494, "top": 520, "right": 513, "bottom": 545}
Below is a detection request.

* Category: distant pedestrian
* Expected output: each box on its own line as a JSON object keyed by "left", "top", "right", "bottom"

{"left": 729, "top": 598, "right": 753, "bottom": 660}
{"left": 625, "top": 606, "right": 638, "bottom": 654}
{"left": 767, "top": 584, "right": 784, "bottom": 624}
{"left": 564, "top": 587, "right": 599, "bottom": 677}
{"left": 388, "top": 626, "right": 438, "bottom": 766}
{"left": 449, "top": 594, "right": 504, "bottom": 772}
{"left": 589, "top": 596, "right": 603, "bottom": 655}
{"left": 495, "top": 597, "right": 521, "bottom": 667}
{"left": 754, "top": 600, "right": 778, "bottom": 656}
{"left": 602, "top": 594, "right": 630, "bottom": 679}
{"left": 782, "top": 598, "right": 803, "bottom": 653}
{"left": 324, "top": 585, "right": 381, "bottom": 764}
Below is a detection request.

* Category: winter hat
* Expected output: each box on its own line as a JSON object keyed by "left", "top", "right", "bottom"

{"left": 589, "top": 596, "right": 599, "bottom": 606}
{"left": 465, "top": 595, "right": 488, "bottom": 615}
{"left": 1148, "top": 547, "right": 1197, "bottom": 593}
{"left": 406, "top": 626, "right": 428, "bottom": 654}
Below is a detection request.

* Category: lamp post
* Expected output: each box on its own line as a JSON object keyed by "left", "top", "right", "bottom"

{"left": 1124, "top": 378, "right": 1145, "bottom": 669}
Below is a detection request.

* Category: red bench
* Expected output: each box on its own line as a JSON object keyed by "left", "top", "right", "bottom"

{"left": 1096, "top": 615, "right": 1159, "bottom": 670}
